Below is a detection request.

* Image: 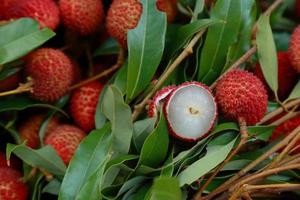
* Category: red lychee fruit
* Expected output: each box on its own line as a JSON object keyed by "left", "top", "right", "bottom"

{"left": 0, "top": 73, "right": 21, "bottom": 92}
{"left": 25, "top": 48, "right": 75, "bottom": 102}
{"left": 59, "top": 0, "right": 104, "bottom": 35}
{"left": 18, "top": 115, "right": 60, "bottom": 149}
{"left": 288, "top": 25, "right": 300, "bottom": 73}
{"left": 0, "top": 168, "right": 28, "bottom": 200}
{"left": 215, "top": 69, "right": 268, "bottom": 125}
{"left": 255, "top": 52, "right": 298, "bottom": 101}
{"left": 70, "top": 82, "right": 104, "bottom": 132}
{"left": 2, "top": 0, "right": 60, "bottom": 30}
{"left": 148, "top": 85, "right": 176, "bottom": 118}
{"left": 106, "top": 0, "right": 177, "bottom": 47}
{"left": 164, "top": 82, "right": 217, "bottom": 142}
{"left": 270, "top": 115, "right": 300, "bottom": 154}
{"left": 0, "top": 152, "right": 21, "bottom": 170}
{"left": 44, "top": 124, "right": 86, "bottom": 164}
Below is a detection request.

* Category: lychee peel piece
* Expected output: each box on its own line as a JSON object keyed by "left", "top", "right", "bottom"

{"left": 164, "top": 82, "right": 217, "bottom": 142}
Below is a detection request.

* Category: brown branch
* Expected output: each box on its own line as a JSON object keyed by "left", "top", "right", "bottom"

{"left": 0, "top": 78, "right": 33, "bottom": 97}
{"left": 270, "top": 110, "right": 299, "bottom": 126}
{"left": 69, "top": 48, "right": 125, "bottom": 91}
{"left": 132, "top": 29, "right": 207, "bottom": 121}
{"left": 193, "top": 118, "right": 248, "bottom": 200}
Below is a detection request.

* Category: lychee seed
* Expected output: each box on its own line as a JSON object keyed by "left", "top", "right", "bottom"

{"left": 164, "top": 82, "right": 217, "bottom": 142}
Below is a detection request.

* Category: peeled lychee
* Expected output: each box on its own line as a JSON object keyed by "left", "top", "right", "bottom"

{"left": 255, "top": 52, "right": 298, "bottom": 101}
{"left": 59, "top": 0, "right": 104, "bottom": 35}
{"left": 270, "top": 115, "right": 300, "bottom": 154}
{"left": 25, "top": 48, "right": 74, "bottom": 102}
{"left": 164, "top": 82, "right": 217, "bottom": 142}
{"left": 288, "top": 25, "right": 300, "bottom": 73}
{"left": 106, "top": 0, "right": 177, "bottom": 47}
{"left": 0, "top": 73, "right": 20, "bottom": 92}
{"left": 2, "top": 0, "right": 60, "bottom": 30}
{"left": 215, "top": 69, "right": 268, "bottom": 125}
{"left": 0, "top": 168, "right": 28, "bottom": 200}
{"left": 44, "top": 124, "right": 86, "bottom": 164}
{"left": 148, "top": 85, "right": 176, "bottom": 118}
{"left": 70, "top": 82, "right": 104, "bottom": 132}
{"left": 18, "top": 115, "right": 60, "bottom": 149}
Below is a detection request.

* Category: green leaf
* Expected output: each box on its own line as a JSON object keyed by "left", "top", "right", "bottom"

{"left": 0, "top": 18, "right": 55, "bottom": 65}
{"left": 94, "top": 38, "right": 120, "bottom": 56}
{"left": 101, "top": 85, "right": 133, "bottom": 154}
{"left": 0, "top": 96, "right": 68, "bottom": 116}
{"left": 197, "top": 0, "right": 244, "bottom": 84}
{"left": 256, "top": 14, "right": 278, "bottom": 96}
{"left": 248, "top": 125, "right": 276, "bottom": 141}
{"left": 126, "top": 0, "right": 167, "bottom": 100}
{"left": 160, "top": 149, "right": 174, "bottom": 177}
{"left": 58, "top": 124, "right": 112, "bottom": 200}
{"left": 113, "top": 62, "right": 128, "bottom": 95}
{"left": 177, "top": 134, "right": 238, "bottom": 186}
{"left": 42, "top": 179, "right": 61, "bottom": 195}
{"left": 146, "top": 177, "right": 181, "bottom": 200}
{"left": 191, "top": 0, "right": 205, "bottom": 22}
{"left": 6, "top": 144, "right": 66, "bottom": 175}
{"left": 133, "top": 118, "right": 156, "bottom": 152}
{"left": 137, "top": 113, "right": 169, "bottom": 168}
{"left": 286, "top": 80, "right": 300, "bottom": 102}
{"left": 0, "top": 66, "right": 20, "bottom": 80}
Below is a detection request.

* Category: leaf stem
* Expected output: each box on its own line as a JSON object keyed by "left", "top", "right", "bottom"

{"left": 0, "top": 78, "right": 33, "bottom": 97}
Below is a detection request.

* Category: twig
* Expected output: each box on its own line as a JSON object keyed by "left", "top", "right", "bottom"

{"left": 203, "top": 125, "right": 300, "bottom": 200}
{"left": 132, "top": 29, "right": 207, "bottom": 121}
{"left": 270, "top": 110, "right": 299, "bottom": 126}
{"left": 0, "top": 78, "right": 33, "bottom": 97}
{"left": 69, "top": 48, "right": 125, "bottom": 90}
{"left": 210, "top": 46, "right": 257, "bottom": 89}
{"left": 193, "top": 118, "right": 248, "bottom": 199}
{"left": 242, "top": 192, "right": 253, "bottom": 200}
{"left": 258, "top": 98, "right": 300, "bottom": 125}
{"left": 39, "top": 168, "right": 54, "bottom": 182}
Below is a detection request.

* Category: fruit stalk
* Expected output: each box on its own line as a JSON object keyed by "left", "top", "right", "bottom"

{"left": 0, "top": 78, "right": 33, "bottom": 97}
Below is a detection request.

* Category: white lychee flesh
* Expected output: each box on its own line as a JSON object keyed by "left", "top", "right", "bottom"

{"left": 164, "top": 82, "right": 217, "bottom": 141}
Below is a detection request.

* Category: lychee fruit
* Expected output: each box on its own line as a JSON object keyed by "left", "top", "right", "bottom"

{"left": 106, "top": 0, "right": 177, "bottom": 47}
{"left": 59, "top": 0, "right": 104, "bottom": 35}
{"left": 255, "top": 52, "right": 298, "bottom": 101}
{"left": 0, "top": 73, "right": 21, "bottom": 92}
{"left": 0, "top": 168, "right": 28, "bottom": 200}
{"left": 2, "top": 0, "right": 60, "bottom": 30}
{"left": 25, "top": 48, "right": 75, "bottom": 102}
{"left": 0, "top": 152, "right": 21, "bottom": 170}
{"left": 215, "top": 69, "right": 268, "bottom": 125}
{"left": 270, "top": 115, "right": 300, "bottom": 154}
{"left": 148, "top": 85, "right": 176, "bottom": 118}
{"left": 288, "top": 25, "right": 300, "bottom": 73}
{"left": 70, "top": 81, "right": 104, "bottom": 132}
{"left": 44, "top": 124, "right": 86, "bottom": 164}
{"left": 18, "top": 115, "right": 60, "bottom": 149}
{"left": 164, "top": 82, "right": 217, "bottom": 142}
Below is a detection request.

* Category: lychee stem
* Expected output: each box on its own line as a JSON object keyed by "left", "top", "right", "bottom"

{"left": 0, "top": 78, "right": 33, "bottom": 97}
{"left": 39, "top": 168, "right": 54, "bottom": 181}
{"left": 193, "top": 118, "right": 248, "bottom": 200}
{"left": 132, "top": 29, "right": 207, "bottom": 121}
{"left": 270, "top": 107, "right": 299, "bottom": 126}
{"left": 69, "top": 48, "right": 125, "bottom": 90}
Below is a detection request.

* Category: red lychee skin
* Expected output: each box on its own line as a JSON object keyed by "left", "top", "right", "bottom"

{"left": 0, "top": 73, "right": 20, "bottom": 92}
{"left": 106, "top": 0, "right": 177, "bottom": 47}
{"left": 288, "top": 26, "right": 300, "bottom": 73}
{"left": 255, "top": 52, "right": 298, "bottom": 101}
{"left": 148, "top": 85, "right": 176, "bottom": 118}
{"left": 296, "top": 0, "right": 300, "bottom": 18}
{"left": 44, "top": 124, "right": 86, "bottom": 165}
{"left": 270, "top": 115, "right": 300, "bottom": 154}
{"left": 0, "top": 152, "right": 21, "bottom": 170}
{"left": 164, "top": 82, "right": 217, "bottom": 142}
{"left": 0, "top": 168, "right": 28, "bottom": 200}
{"left": 2, "top": 0, "right": 60, "bottom": 30}
{"left": 18, "top": 115, "right": 60, "bottom": 149}
{"left": 215, "top": 69, "right": 268, "bottom": 125}
{"left": 59, "top": 0, "right": 104, "bottom": 35}
{"left": 25, "top": 48, "right": 74, "bottom": 102}
{"left": 70, "top": 82, "right": 104, "bottom": 132}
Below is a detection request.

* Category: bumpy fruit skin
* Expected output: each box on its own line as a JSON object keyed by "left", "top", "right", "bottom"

{"left": 0, "top": 73, "right": 20, "bottom": 92}
{"left": 44, "top": 124, "right": 86, "bottom": 164}
{"left": 0, "top": 168, "right": 28, "bottom": 200}
{"left": 70, "top": 82, "right": 104, "bottom": 132}
{"left": 25, "top": 48, "right": 74, "bottom": 102}
{"left": 18, "top": 115, "right": 59, "bottom": 149}
{"left": 215, "top": 69, "right": 268, "bottom": 125}
{"left": 271, "top": 115, "right": 300, "bottom": 154}
{"left": 288, "top": 26, "right": 300, "bottom": 72}
{"left": 106, "top": 0, "right": 177, "bottom": 47}
{"left": 2, "top": 0, "right": 60, "bottom": 30}
{"left": 255, "top": 52, "right": 298, "bottom": 101}
{"left": 59, "top": 0, "right": 104, "bottom": 35}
